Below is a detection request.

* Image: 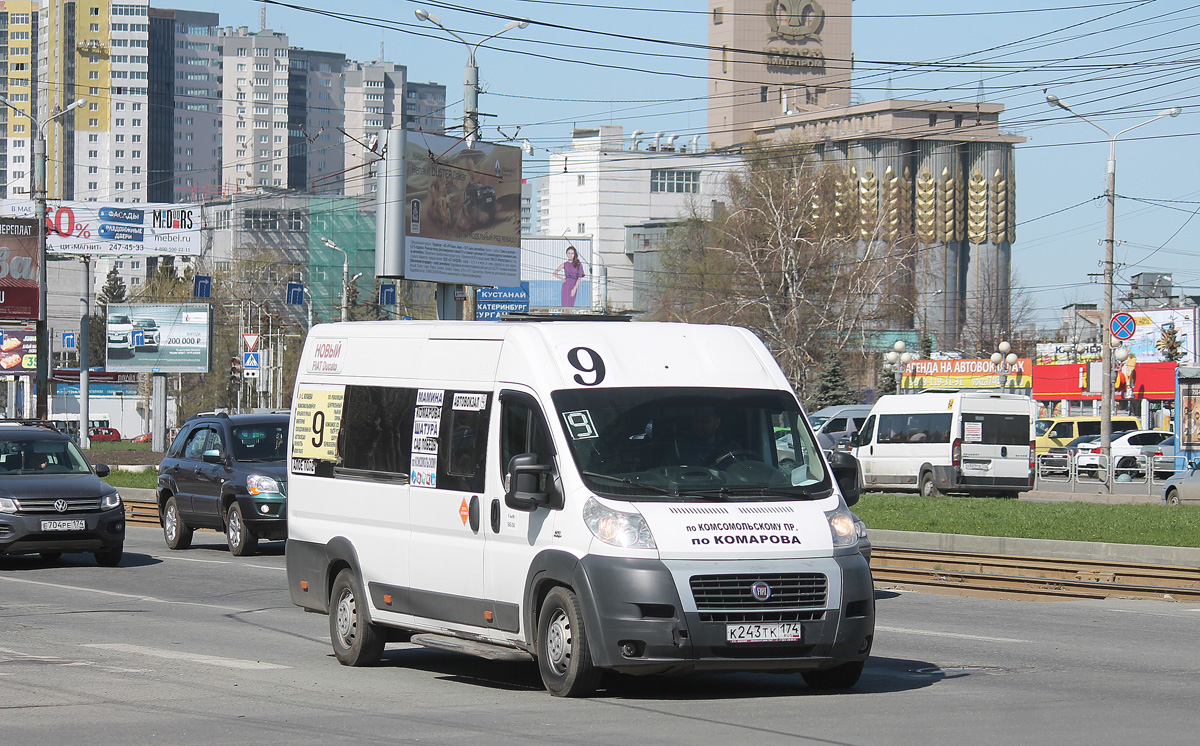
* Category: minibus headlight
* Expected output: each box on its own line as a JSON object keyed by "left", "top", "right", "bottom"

{"left": 583, "top": 497, "right": 656, "bottom": 550}
{"left": 247, "top": 474, "right": 282, "bottom": 495}
{"left": 825, "top": 502, "right": 861, "bottom": 548}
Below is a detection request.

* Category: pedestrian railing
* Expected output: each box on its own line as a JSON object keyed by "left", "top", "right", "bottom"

{"left": 1035, "top": 453, "right": 1175, "bottom": 495}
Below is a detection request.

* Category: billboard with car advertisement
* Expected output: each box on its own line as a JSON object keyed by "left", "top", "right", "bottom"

{"left": 105, "top": 303, "right": 211, "bottom": 373}
{"left": 1120, "top": 307, "right": 1197, "bottom": 365}
{"left": 0, "top": 201, "right": 201, "bottom": 256}
{"left": 0, "top": 218, "right": 39, "bottom": 320}
{"left": 0, "top": 328, "right": 37, "bottom": 375}
{"left": 404, "top": 132, "right": 522, "bottom": 287}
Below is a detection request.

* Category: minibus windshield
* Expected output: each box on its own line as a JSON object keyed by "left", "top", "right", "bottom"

{"left": 551, "top": 387, "right": 831, "bottom": 501}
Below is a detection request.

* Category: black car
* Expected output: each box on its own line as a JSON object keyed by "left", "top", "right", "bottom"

{"left": 157, "top": 412, "right": 289, "bottom": 556}
{"left": 0, "top": 423, "right": 124, "bottom": 566}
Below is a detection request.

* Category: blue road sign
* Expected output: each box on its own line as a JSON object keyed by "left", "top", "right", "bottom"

{"left": 475, "top": 285, "right": 530, "bottom": 320}
{"left": 63, "top": 332, "right": 76, "bottom": 349}
{"left": 286, "top": 282, "right": 305, "bottom": 305}
{"left": 193, "top": 275, "right": 212, "bottom": 299}
{"left": 1111, "top": 312, "right": 1136, "bottom": 341}
{"left": 243, "top": 352, "right": 261, "bottom": 369}
{"left": 132, "top": 330, "right": 145, "bottom": 347}
{"left": 379, "top": 284, "right": 397, "bottom": 306}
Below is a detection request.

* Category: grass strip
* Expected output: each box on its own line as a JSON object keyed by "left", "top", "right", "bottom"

{"left": 854, "top": 494, "right": 1200, "bottom": 548}
{"left": 102, "top": 468, "right": 158, "bottom": 490}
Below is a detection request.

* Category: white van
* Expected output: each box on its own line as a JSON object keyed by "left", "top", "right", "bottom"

{"left": 853, "top": 391, "right": 1034, "bottom": 497}
{"left": 286, "top": 319, "right": 874, "bottom": 697}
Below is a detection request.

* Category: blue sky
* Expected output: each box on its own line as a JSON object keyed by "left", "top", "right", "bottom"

{"left": 185, "top": 1, "right": 1198, "bottom": 329}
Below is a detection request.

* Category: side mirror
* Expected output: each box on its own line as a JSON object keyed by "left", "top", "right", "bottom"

{"left": 827, "top": 450, "right": 862, "bottom": 507}
{"left": 93, "top": 463, "right": 110, "bottom": 477}
{"left": 847, "top": 431, "right": 859, "bottom": 448}
{"left": 505, "top": 453, "right": 554, "bottom": 512}
{"left": 202, "top": 449, "right": 224, "bottom": 464}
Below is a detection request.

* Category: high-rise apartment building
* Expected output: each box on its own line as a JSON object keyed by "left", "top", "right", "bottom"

{"left": 341, "top": 61, "right": 403, "bottom": 197}
{"left": 0, "top": 2, "right": 38, "bottom": 199}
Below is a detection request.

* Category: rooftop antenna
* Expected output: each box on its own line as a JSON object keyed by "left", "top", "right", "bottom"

{"left": 976, "top": 77, "right": 986, "bottom": 103}
{"left": 380, "top": 31, "right": 385, "bottom": 61}
{"left": 259, "top": 4, "right": 266, "bottom": 31}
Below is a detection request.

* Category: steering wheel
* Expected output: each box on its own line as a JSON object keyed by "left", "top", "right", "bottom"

{"left": 715, "top": 450, "right": 763, "bottom": 470}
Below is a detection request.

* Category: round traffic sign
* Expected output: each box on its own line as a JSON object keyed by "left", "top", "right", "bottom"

{"left": 1111, "top": 312, "right": 1136, "bottom": 341}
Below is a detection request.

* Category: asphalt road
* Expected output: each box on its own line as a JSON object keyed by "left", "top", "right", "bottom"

{"left": 2, "top": 526, "right": 1198, "bottom": 745}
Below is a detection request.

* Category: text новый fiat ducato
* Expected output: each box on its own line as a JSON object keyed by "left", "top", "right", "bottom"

{"left": 285, "top": 319, "right": 873, "bottom": 697}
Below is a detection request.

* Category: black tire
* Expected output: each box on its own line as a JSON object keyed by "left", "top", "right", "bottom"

{"left": 919, "top": 472, "right": 940, "bottom": 497}
{"left": 162, "top": 495, "right": 193, "bottom": 550}
{"left": 802, "top": 660, "right": 864, "bottom": 690}
{"left": 94, "top": 545, "right": 123, "bottom": 567}
{"left": 536, "top": 586, "right": 601, "bottom": 697}
{"left": 1166, "top": 488, "right": 1181, "bottom": 506}
{"left": 225, "top": 503, "right": 258, "bottom": 557}
{"left": 329, "top": 568, "right": 385, "bottom": 666}
{"left": 39, "top": 551, "right": 62, "bottom": 562}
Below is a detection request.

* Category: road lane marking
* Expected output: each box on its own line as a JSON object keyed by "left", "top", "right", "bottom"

{"left": 875, "top": 625, "right": 1029, "bottom": 644}
{"left": 0, "top": 575, "right": 244, "bottom": 611}
{"left": 148, "top": 554, "right": 286, "bottom": 572}
{"left": 82, "top": 643, "right": 288, "bottom": 670}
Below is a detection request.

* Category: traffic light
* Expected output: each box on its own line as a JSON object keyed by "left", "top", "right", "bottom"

{"left": 229, "top": 356, "right": 241, "bottom": 383}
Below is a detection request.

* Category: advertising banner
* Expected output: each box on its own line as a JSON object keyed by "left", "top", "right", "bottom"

{"left": 522, "top": 236, "right": 594, "bottom": 309}
{"left": 1121, "top": 307, "right": 1197, "bottom": 365}
{"left": 105, "top": 303, "right": 211, "bottom": 373}
{"left": 0, "top": 218, "right": 39, "bottom": 320}
{"left": 0, "top": 328, "right": 37, "bottom": 375}
{"left": 1, "top": 201, "right": 201, "bottom": 256}
{"left": 1035, "top": 342, "right": 1102, "bottom": 365}
{"left": 901, "top": 358, "right": 1032, "bottom": 391}
{"left": 1033, "top": 361, "right": 1176, "bottom": 401}
{"left": 404, "top": 133, "right": 522, "bottom": 287}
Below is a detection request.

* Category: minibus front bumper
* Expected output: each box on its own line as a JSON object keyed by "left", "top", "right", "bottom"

{"left": 574, "top": 552, "right": 874, "bottom": 675}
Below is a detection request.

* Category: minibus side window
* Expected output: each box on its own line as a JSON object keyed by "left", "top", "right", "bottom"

{"left": 435, "top": 391, "right": 491, "bottom": 493}
{"left": 501, "top": 395, "right": 553, "bottom": 473}
{"left": 878, "top": 413, "right": 951, "bottom": 443}
{"left": 338, "top": 385, "right": 417, "bottom": 480}
{"left": 858, "top": 415, "right": 876, "bottom": 445}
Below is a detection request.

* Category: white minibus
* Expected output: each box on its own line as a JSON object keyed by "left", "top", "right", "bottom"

{"left": 285, "top": 319, "right": 874, "bottom": 697}
{"left": 852, "top": 391, "right": 1034, "bottom": 497}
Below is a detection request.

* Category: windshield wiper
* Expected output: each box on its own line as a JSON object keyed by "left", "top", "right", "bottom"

{"left": 581, "top": 470, "right": 677, "bottom": 496}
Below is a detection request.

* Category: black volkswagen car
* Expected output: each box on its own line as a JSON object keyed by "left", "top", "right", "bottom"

{"left": 157, "top": 412, "right": 288, "bottom": 556}
{"left": 0, "top": 422, "right": 124, "bottom": 566}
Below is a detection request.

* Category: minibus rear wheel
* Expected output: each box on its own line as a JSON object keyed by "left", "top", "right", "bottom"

{"left": 330, "top": 568, "right": 386, "bottom": 666}
{"left": 919, "top": 471, "right": 940, "bottom": 497}
{"left": 537, "top": 587, "right": 601, "bottom": 697}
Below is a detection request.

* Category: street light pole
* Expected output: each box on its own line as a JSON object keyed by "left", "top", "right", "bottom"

{"left": 0, "top": 96, "right": 87, "bottom": 420}
{"left": 414, "top": 9, "right": 528, "bottom": 147}
{"left": 1046, "top": 96, "right": 1181, "bottom": 484}
{"left": 320, "top": 237, "right": 350, "bottom": 322}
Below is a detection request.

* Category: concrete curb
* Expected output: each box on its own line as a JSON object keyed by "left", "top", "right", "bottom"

{"left": 871, "top": 529, "right": 1200, "bottom": 570}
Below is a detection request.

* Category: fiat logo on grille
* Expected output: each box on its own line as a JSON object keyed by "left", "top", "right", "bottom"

{"left": 54, "top": 499, "right": 69, "bottom": 513}
{"left": 750, "top": 581, "right": 772, "bottom": 601}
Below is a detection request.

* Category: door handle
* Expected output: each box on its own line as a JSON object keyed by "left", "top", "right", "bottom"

{"left": 468, "top": 495, "right": 480, "bottom": 533}
{"left": 490, "top": 499, "right": 501, "bottom": 534}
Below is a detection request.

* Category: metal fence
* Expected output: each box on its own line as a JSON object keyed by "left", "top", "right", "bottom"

{"left": 1035, "top": 453, "right": 1176, "bottom": 496}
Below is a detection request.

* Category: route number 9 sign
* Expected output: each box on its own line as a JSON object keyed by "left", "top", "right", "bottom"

{"left": 291, "top": 385, "right": 344, "bottom": 473}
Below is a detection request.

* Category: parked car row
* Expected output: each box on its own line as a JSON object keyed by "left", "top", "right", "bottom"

{"left": 1042, "top": 430, "right": 1174, "bottom": 479}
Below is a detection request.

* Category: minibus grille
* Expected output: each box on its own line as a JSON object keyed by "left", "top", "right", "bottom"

{"left": 689, "top": 573, "right": 827, "bottom": 609}
{"left": 697, "top": 610, "right": 825, "bottom": 624}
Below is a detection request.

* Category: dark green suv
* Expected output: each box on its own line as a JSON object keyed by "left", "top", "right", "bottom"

{"left": 157, "top": 412, "right": 288, "bottom": 556}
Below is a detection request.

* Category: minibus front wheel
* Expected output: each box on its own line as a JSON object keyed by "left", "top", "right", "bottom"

{"left": 330, "top": 568, "right": 386, "bottom": 666}
{"left": 537, "top": 587, "right": 602, "bottom": 697}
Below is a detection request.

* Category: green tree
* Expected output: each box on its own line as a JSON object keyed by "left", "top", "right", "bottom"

{"left": 809, "top": 350, "right": 859, "bottom": 410}
{"left": 877, "top": 364, "right": 898, "bottom": 396}
{"left": 91, "top": 266, "right": 129, "bottom": 367}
